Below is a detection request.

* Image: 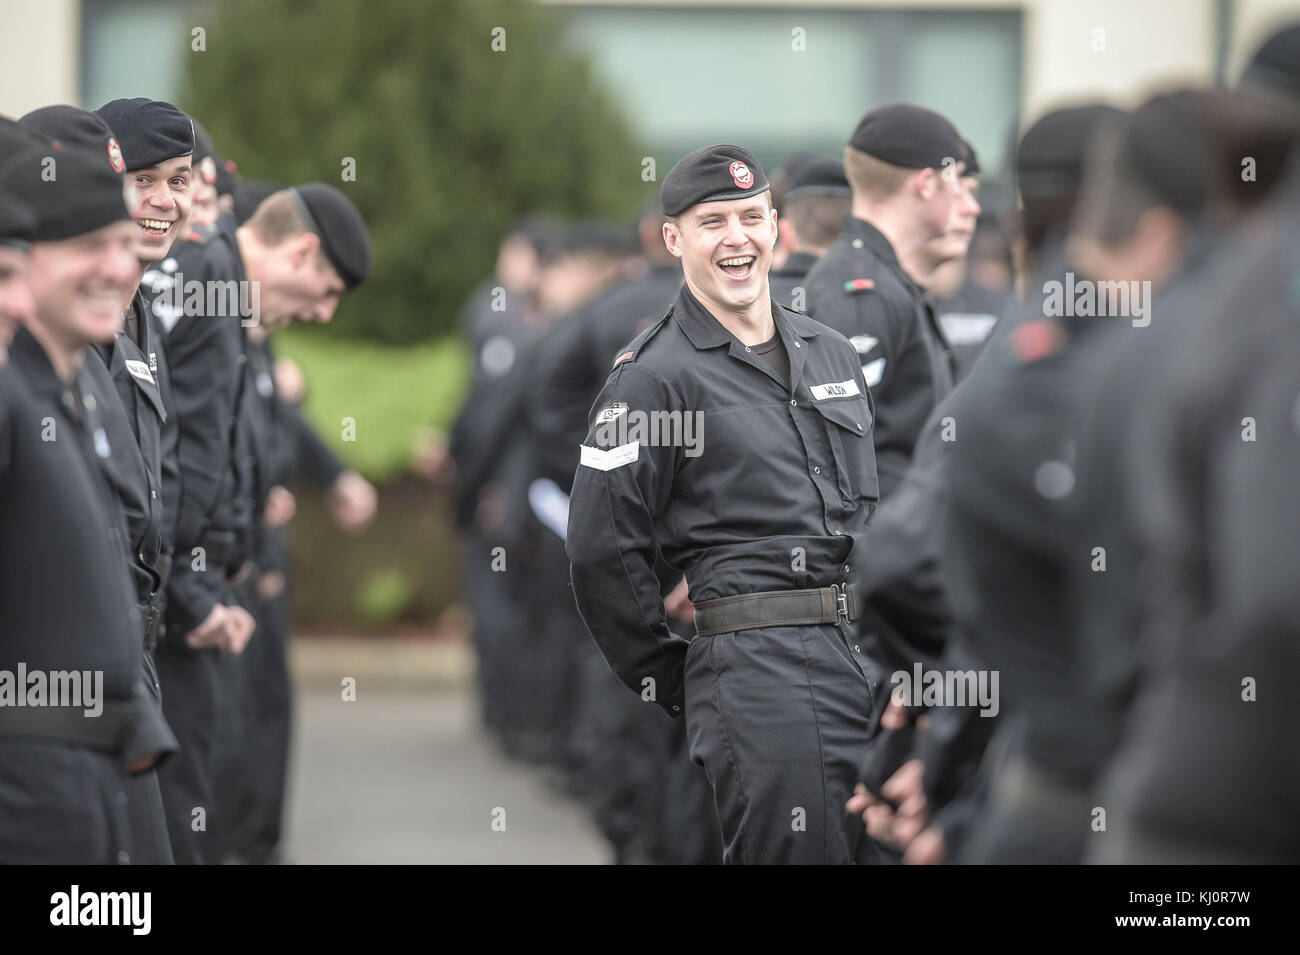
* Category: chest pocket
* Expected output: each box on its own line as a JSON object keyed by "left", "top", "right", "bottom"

{"left": 814, "top": 395, "right": 879, "bottom": 504}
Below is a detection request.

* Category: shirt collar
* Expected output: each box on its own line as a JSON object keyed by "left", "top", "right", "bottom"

{"left": 674, "top": 282, "right": 821, "bottom": 351}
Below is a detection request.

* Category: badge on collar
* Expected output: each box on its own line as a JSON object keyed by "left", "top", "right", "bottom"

{"left": 125, "top": 359, "right": 155, "bottom": 385}
{"left": 148, "top": 351, "right": 158, "bottom": 375}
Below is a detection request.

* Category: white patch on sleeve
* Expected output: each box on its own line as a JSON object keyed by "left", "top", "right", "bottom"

{"left": 809, "top": 378, "right": 862, "bottom": 400}
{"left": 861, "top": 357, "right": 886, "bottom": 387}
{"left": 124, "top": 359, "right": 155, "bottom": 385}
{"left": 579, "top": 441, "right": 640, "bottom": 472}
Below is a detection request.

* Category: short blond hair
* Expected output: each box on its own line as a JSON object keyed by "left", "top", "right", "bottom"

{"left": 843, "top": 146, "right": 914, "bottom": 202}
{"left": 246, "top": 190, "right": 311, "bottom": 245}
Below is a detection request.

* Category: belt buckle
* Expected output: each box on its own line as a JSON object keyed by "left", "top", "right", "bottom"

{"left": 831, "top": 583, "right": 850, "bottom": 625}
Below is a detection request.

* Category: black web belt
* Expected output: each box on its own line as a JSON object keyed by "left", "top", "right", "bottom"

{"left": 693, "top": 583, "right": 857, "bottom": 637}
{"left": 0, "top": 700, "right": 139, "bottom": 753}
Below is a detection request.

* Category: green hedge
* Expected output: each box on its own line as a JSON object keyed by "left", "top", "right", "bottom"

{"left": 183, "top": 0, "right": 647, "bottom": 344}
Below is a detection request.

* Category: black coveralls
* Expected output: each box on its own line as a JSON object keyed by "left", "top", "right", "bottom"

{"left": 567, "top": 285, "right": 884, "bottom": 864}
{"left": 81, "top": 291, "right": 181, "bottom": 864}
{"left": 0, "top": 330, "right": 143, "bottom": 863}
{"left": 150, "top": 224, "right": 258, "bottom": 863}
{"left": 804, "top": 216, "right": 956, "bottom": 497}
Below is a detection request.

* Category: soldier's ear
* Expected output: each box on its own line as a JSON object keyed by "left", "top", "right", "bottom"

{"left": 662, "top": 220, "right": 684, "bottom": 259}
{"left": 288, "top": 231, "right": 321, "bottom": 269}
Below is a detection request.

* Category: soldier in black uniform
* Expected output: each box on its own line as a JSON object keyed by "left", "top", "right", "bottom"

{"left": 567, "top": 145, "right": 884, "bottom": 864}
{"left": 804, "top": 104, "right": 977, "bottom": 498}
{"left": 0, "top": 140, "right": 160, "bottom": 863}
{"left": 844, "top": 104, "right": 1123, "bottom": 864}
{"left": 768, "top": 156, "right": 851, "bottom": 311}
{"left": 151, "top": 182, "right": 371, "bottom": 862}
{"left": 22, "top": 99, "right": 196, "bottom": 865}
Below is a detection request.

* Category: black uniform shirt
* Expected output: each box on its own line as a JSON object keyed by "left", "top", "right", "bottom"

{"left": 153, "top": 223, "right": 254, "bottom": 634}
{"left": 84, "top": 290, "right": 173, "bottom": 606}
{"left": 0, "top": 329, "right": 139, "bottom": 704}
{"left": 805, "top": 215, "right": 956, "bottom": 496}
{"left": 567, "top": 283, "right": 879, "bottom": 715}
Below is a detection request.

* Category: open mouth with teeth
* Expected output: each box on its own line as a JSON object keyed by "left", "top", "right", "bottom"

{"left": 717, "top": 254, "right": 756, "bottom": 281}
{"left": 137, "top": 218, "right": 173, "bottom": 238}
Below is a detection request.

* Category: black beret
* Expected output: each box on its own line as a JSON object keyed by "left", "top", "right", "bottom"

{"left": 553, "top": 219, "right": 637, "bottom": 257}
{"left": 961, "top": 140, "right": 982, "bottom": 177}
{"left": 1242, "top": 21, "right": 1300, "bottom": 104}
{"left": 848, "top": 103, "right": 967, "bottom": 169}
{"left": 94, "top": 98, "right": 193, "bottom": 171}
{"left": 1120, "top": 90, "right": 1214, "bottom": 214}
{"left": 1017, "top": 104, "right": 1124, "bottom": 201}
{"left": 0, "top": 143, "right": 129, "bottom": 242}
{"left": 234, "top": 179, "right": 279, "bottom": 226}
{"left": 214, "top": 157, "right": 238, "bottom": 197}
{"left": 661, "top": 144, "right": 769, "bottom": 216}
{"left": 782, "top": 156, "right": 850, "bottom": 204}
{"left": 20, "top": 105, "right": 125, "bottom": 174}
{"left": 0, "top": 118, "right": 40, "bottom": 245}
{"left": 291, "top": 183, "right": 372, "bottom": 290}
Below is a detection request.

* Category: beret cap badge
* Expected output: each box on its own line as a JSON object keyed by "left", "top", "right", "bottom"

{"left": 729, "top": 161, "right": 753, "bottom": 189}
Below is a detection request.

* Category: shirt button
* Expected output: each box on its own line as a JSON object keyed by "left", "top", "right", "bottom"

{"left": 813, "top": 466, "right": 820, "bottom": 474}
{"left": 833, "top": 529, "right": 843, "bottom": 536}
{"left": 857, "top": 423, "right": 863, "bottom": 432}
{"left": 672, "top": 705, "right": 680, "bottom": 712}
{"left": 138, "top": 552, "right": 145, "bottom": 562}
{"left": 794, "top": 341, "right": 801, "bottom": 348}
{"left": 744, "top": 346, "right": 751, "bottom": 352}
{"left": 854, "top": 645, "right": 862, "bottom": 653}
{"left": 84, "top": 394, "right": 97, "bottom": 411}
{"left": 151, "top": 489, "right": 157, "bottom": 499}
{"left": 852, "top": 238, "right": 864, "bottom": 249}
{"left": 238, "top": 353, "right": 247, "bottom": 364}
{"left": 844, "top": 566, "right": 850, "bottom": 574}
{"left": 117, "top": 850, "right": 130, "bottom": 864}
{"left": 790, "top": 399, "right": 797, "bottom": 407}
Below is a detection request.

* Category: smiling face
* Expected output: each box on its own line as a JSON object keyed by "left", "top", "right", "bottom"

{"left": 255, "top": 232, "right": 347, "bottom": 327}
{"left": 663, "top": 193, "right": 777, "bottom": 314}
{"left": 27, "top": 220, "right": 138, "bottom": 347}
{"left": 123, "top": 155, "right": 193, "bottom": 263}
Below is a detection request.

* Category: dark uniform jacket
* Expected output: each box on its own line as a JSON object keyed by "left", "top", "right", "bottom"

{"left": 529, "top": 263, "right": 682, "bottom": 492}
{"left": 0, "top": 329, "right": 141, "bottom": 720}
{"left": 567, "top": 284, "right": 879, "bottom": 716}
{"left": 768, "top": 250, "right": 818, "bottom": 312}
{"left": 154, "top": 223, "right": 257, "bottom": 635}
{"left": 804, "top": 215, "right": 956, "bottom": 496}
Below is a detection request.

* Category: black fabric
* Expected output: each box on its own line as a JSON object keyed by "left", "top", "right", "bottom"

{"left": 769, "top": 252, "right": 818, "bottom": 311}
{"left": 1, "top": 144, "right": 128, "bottom": 241}
{"left": 803, "top": 214, "right": 955, "bottom": 497}
{"left": 782, "top": 157, "right": 849, "bottom": 202}
{"left": 567, "top": 282, "right": 880, "bottom": 719}
{"left": 749, "top": 328, "right": 789, "bottom": 387}
{"left": 19, "top": 104, "right": 125, "bottom": 174}
{"left": 660, "top": 144, "right": 769, "bottom": 216}
{"left": 95, "top": 98, "right": 193, "bottom": 171}
{"left": 293, "top": 183, "right": 372, "bottom": 289}
{"left": 1016, "top": 104, "right": 1124, "bottom": 201}
{"left": 848, "top": 103, "right": 966, "bottom": 169}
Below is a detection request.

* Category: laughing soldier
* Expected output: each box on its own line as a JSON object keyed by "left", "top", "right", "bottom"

{"left": 567, "top": 145, "right": 886, "bottom": 864}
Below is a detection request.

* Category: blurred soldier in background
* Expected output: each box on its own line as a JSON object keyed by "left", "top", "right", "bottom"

{"left": 22, "top": 100, "right": 193, "bottom": 865}
{"left": 804, "top": 104, "right": 977, "bottom": 497}
{"left": 768, "top": 156, "right": 851, "bottom": 311}
{"left": 0, "top": 137, "right": 158, "bottom": 863}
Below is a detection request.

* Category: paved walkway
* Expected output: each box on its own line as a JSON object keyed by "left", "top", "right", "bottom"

{"left": 283, "top": 642, "right": 608, "bottom": 864}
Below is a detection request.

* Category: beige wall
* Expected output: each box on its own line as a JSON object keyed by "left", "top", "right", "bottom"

{"left": 0, "top": 0, "right": 81, "bottom": 116}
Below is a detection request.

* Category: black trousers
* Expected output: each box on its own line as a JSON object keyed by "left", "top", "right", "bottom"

{"left": 154, "top": 637, "right": 221, "bottom": 864}
{"left": 685, "top": 623, "right": 883, "bottom": 864}
{"left": 0, "top": 738, "right": 132, "bottom": 863}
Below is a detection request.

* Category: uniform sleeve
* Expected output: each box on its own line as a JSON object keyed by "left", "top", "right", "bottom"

{"left": 526, "top": 312, "right": 599, "bottom": 492}
{"left": 283, "top": 401, "right": 345, "bottom": 488}
{"left": 565, "top": 361, "right": 690, "bottom": 717}
{"left": 162, "top": 253, "right": 243, "bottom": 634}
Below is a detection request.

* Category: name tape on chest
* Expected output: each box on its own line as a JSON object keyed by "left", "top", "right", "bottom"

{"left": 124, "top": 359, "right": 155, "bottom": 385}
{"left": 809, "top": 378, "right": 862, "bottom": 401}
{"left": 580, "top": 440, "right": 640, "bottom": 472}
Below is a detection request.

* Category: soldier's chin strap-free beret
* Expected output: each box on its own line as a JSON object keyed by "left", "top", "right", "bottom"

{"left": 1017, "top": 104, "right": 1124, "bottom": 201}
{"left": 19, "top": 105, "right": 125, "bottom": 175}
{"left": 848, "top": 103, "right": 968, "bottom": 170}
{"left": 0, "top": 117, "right": 40, "bottom": 245}
{"left": 290, "top": 183, "right": 373, "bottom": 290}
{"left": 661, "top": 144, "right": 770, "bottom": 216}
{"left": 782, "top": 156, "right": 851, "bottom": 203}
{"left": 0, "top": 144, "right": 130, "bottom": 242}
{"left": 94, "top": 98, "right": 193, "bottom": 172}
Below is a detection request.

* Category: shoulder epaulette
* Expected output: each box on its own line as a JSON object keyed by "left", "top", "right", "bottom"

{"left": 612, "top": 307, "right": 672, "bottom": 368}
